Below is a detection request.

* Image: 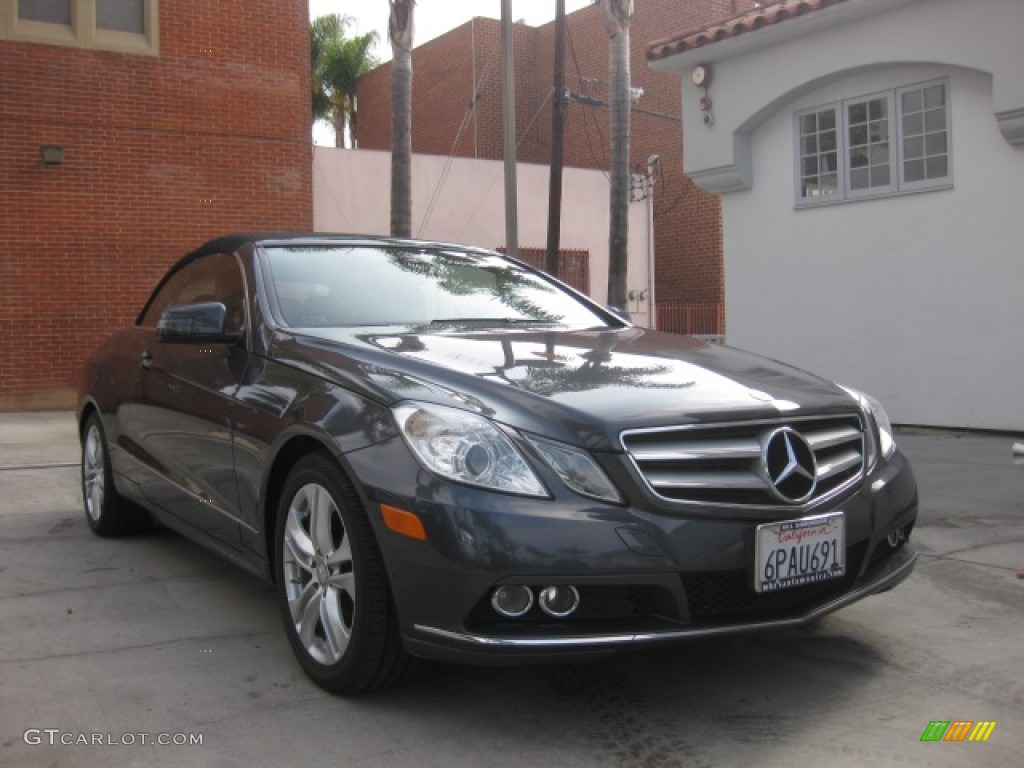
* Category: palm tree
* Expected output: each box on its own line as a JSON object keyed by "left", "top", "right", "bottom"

{"left": 389, "top": 0, "right": 415, "bottom": 237}
{"left": 311, "top": 14, "right": 378, "bottom": 148}
{"left": 600, "top": 0, "right": 633, "bottom": 312}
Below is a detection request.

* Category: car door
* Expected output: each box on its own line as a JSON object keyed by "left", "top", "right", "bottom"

{"left": 130, "top": 251, "right": 250, "bottom": 550}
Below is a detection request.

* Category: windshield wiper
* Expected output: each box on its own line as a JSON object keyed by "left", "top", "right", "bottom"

{"left": 428, "top": 317, "right": 559, "bottom": 326}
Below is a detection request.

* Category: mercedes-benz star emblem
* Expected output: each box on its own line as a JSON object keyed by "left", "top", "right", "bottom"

{"left": 762, "top": 427, "right": 817, "bottom": 503}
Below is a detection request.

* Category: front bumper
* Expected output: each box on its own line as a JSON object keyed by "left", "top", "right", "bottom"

{"left": 343, "top": 437, "right": 919, "bottom": 664}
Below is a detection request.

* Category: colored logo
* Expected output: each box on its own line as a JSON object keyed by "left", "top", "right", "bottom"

{"left": 920, "top": 721, "right": 997, "bottom": 742}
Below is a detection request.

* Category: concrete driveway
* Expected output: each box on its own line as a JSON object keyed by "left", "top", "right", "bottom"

{"left": 1, "top": 412, "right": 1021, "bottom": 767}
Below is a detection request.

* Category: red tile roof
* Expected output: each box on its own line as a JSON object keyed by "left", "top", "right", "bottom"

{"left": 646, "top": 0, "right": 849, "bottom": 62}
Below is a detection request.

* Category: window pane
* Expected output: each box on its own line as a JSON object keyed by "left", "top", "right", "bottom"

{"left": 904, "top": 159, "right": 925, "bottom": 183}
{"left": 903, "top": 112, "right": 924, "bottom": 135}
{"left": 871, "top": 166, "right": 890, "bottom": 187}
{"left": 867, "top": 98, "right": 886, "bottom": 121}
{"left": 849, "top": 148, "right": 868, "bottom": 169}
{"left": 18, "top": 0, "right": 71, "bottom": 24}
{"left": 848, "top": 102, "right": 867, "bottom": 124}
{"left": 900, "top": 83, "right": 948, "bottom": 184}
{"left": 850, "top": 169, "right": 869, "bottom": 190}
{"left": 925, "top": 156, "right": 948, "bottom": 179}
{"left": 97, "top": 0, "right": 145, "bottom": 33}
{"left": 924, "top": 84, "right": 946, "bottom": 109}
{"left": 869, "top": 145, "right": 890, "bottom": 165}
{"left": 797, "top": 108, "right": 838, "bottom": 201}
{"left": 850, "top": 125, "right": 868, "bottom": 146}
{"left": 903, "top": 136, "right": 924, "bottom": 160}
{"left": 924, "top": 108, "right": 945, "bottom": 133}
{"left": 901, "top": 90, "right": 923, "bottom": 113}
{"left": 925, "top": 132, "right": 947, "bottom": 156}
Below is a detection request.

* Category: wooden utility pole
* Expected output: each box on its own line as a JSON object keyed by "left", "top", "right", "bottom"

{"left": 500, "top": 0, "right": 519, "bottom": 258}
{"left": 602, "top": 0, "right": 632, "bottom": 312}
{"left": 545, "top": 0, "right": 567, "bottom": 278}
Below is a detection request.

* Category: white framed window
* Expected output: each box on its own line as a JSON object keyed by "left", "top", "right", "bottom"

{"left": 898, "top": 81, "right": 950, "bottom": 192}
{"left": 1, "top": 0, "right": 158, "bottom": 56}
{"left": 795, "top": 79, "right": 951, "bottom": 206}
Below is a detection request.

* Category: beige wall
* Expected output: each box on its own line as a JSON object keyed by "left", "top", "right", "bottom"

{"left": 313, "top": 147, "right": 655, "bottom": 324}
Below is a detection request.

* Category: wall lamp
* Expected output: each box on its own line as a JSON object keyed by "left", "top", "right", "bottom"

{"left": 40, "top": 145, "right": 65, "bottom": 165}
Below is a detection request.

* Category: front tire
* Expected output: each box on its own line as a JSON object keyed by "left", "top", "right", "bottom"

{"left": 81, "top": 413, "right": 150, "bottom": 537}
{"left": 274, "top": 452, "right": 417, "bottom": 694}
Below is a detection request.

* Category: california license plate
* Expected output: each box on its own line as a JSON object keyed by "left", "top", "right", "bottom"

{"left": 755, "top": 512, "right": 845, "bottom": 593}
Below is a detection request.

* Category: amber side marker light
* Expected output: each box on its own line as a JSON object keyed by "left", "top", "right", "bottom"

{"left": 380, "top": 504, "right": 427, "bottom": 541}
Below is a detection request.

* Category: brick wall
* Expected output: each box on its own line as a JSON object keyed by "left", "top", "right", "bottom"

{"left": 0, "top": 0, "right": 312, "bottom": 410}
{"left": 356, "top": 0, "right": 760, "bottom": 313}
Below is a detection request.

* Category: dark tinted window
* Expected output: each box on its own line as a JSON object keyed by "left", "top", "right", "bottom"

{"left": 96, "top": 0, "right": 145, "bottom": 33}
{"left": 18, "top": 0, "right": 71, "bottom": 24}
{"left": 263, "top": 245, "right": 608, "bottom": 329}
{"left": 139, "top": 252, "right": 245, "bottom": 334}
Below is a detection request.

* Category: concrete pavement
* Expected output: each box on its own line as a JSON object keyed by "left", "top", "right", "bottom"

{"left": 1, "top": 412, "right": 1021, "bottom": 767}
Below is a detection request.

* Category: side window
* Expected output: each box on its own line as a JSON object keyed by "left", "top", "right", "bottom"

{"left": 138, "top": 267, "right": 192, "bottom": 327}
{"left": 138, "top": 253, "right": 245, "bottom": 334}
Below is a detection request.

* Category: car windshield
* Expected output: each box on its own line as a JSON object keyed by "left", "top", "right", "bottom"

{"left": 262, "top": 244, "right": 611, "bottom": 329}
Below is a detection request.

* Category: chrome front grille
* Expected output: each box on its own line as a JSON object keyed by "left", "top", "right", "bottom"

{"left": 621, "top": 414, "right": 866, "bottom": 508}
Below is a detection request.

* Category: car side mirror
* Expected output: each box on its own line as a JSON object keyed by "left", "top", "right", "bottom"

{"left": 156, "top": 302, "right": 242, "bottom": 344}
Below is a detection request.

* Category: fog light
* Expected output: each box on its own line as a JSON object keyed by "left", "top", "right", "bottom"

{"left": 491, "top": 585, "right": 533, "bottom": 617}
{"left": 887, "top": 528, "right": 904, "bottom": 548}
{"left": 538, "top": 585, "right": 580, "bottom": 618}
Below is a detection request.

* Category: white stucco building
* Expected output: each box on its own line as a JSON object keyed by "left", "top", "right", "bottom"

{"left": 649, "top": 0, "right": 1024, "bottom": 431}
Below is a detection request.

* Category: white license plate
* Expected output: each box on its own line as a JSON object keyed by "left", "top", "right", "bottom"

{"left": 755, "top": 512, "right": 845, "bottom": 593}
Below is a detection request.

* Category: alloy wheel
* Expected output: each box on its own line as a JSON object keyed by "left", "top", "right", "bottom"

{"left": 281, "top": 482, "right": 356, "bottom": 665}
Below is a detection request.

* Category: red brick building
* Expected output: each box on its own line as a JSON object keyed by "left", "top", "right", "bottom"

{"left": 355, "top": 0, "right": 760, "bottom": 331}
{"left": 0, "top": 0, "right": 312, "bottom": 410}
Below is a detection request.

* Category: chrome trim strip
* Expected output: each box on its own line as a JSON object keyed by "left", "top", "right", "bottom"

{"left": 619, "top": 412, "right": 864, "bottom": 442}
{"left": 806, "top": 426, "right": 861, "bottom": 450}
{"left": 628, "top": 437, "right": 761, "bottom": 462}
{"left": 816, "top": 449, "right": 861, "bottom": 481}
{"left": 645, "top": 469, "right": 763, "bottom": 490}
{"left": 413, "top": 550, "right": 917, "bottom": 650}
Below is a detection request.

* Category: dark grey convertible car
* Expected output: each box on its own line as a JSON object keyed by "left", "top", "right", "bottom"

{"left": 78, "top": 234, "right": 918, "bottom": 693}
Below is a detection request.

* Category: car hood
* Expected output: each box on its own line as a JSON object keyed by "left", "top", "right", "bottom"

{"left": 272, "top": 325, "right": 860, "bottom": 451}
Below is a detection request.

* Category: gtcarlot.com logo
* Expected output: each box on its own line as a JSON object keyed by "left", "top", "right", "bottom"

{"left": 920, "top": 721, "right": 997, "bottom": 743}
{"left": 24, "top": 729, "right": 203, "bottom": 747}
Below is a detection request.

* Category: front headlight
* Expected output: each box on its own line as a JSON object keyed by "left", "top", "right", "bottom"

{"left": 392, "top": 402, "right": 547, "bottom": 497}
{"left": 525, "top": 435, "right": 622, "bottom": 503}
{"left": 840, "top": 386, "right": 896, "bottom": 464}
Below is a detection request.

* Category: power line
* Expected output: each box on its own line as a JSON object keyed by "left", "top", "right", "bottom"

{"left": 418, "top": 62, "right": 493, "bottom": 236}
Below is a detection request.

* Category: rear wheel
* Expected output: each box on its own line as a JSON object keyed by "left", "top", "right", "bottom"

{"left": 81, "top": 414, "right": 150, "bottom": 536}
{"left": 274, "top": 452, "right": 418, "bottom": 694}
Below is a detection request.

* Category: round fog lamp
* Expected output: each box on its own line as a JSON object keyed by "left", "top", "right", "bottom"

{"left": 491, "top": 585, "right": 534, "bottom": 617}
{"left": 538, "top": 585, "right": 580, "bottom": 618}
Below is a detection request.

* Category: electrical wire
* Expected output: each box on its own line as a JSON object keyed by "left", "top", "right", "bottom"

{"left": 565, "top": 23, "right": 610, "bottom": 179}
{"left": 417, "top": 62, "right": 493, "bottom": 236}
